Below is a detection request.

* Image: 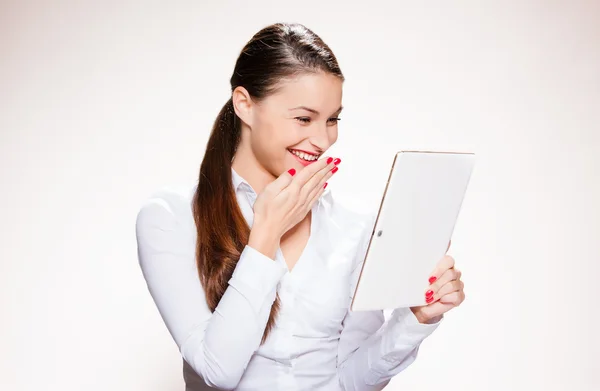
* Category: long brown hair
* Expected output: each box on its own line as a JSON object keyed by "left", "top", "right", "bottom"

{"left": 192, "top": 23, "right": 344, "bottom": 344}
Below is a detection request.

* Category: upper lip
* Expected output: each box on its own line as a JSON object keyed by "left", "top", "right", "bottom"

{"left": 288, "top": 148, "right": 320, "bottom": 156}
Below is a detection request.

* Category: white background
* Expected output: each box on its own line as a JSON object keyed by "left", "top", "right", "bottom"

{"left": 1, "top": 1, "right": 598, "bottom": 390}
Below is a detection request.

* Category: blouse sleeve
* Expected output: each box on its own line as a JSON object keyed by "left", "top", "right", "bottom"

{"left": 135, "top": 189, "right": 287, "bottom": 390}
{"left": 336, "top": 213, "right": 443, "bottom": 390}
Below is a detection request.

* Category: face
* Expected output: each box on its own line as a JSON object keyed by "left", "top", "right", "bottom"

{"left": 234, "top": 72, "right": 343, "bottom": 177}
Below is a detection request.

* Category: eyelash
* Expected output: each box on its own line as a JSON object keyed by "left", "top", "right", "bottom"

{"left": 295, "top": 117, "right": 341, "bottom": 124}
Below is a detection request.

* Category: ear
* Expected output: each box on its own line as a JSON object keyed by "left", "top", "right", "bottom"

{"left": 232, "top": 86, "right": 254, "bottom": 128}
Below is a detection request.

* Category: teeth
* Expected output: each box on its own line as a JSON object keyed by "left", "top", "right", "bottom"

{"left": 290, "top": 149, "right": 318, "bottom": 161}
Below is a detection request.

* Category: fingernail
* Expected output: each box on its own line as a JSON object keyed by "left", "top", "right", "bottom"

{"left": 331, "top": 166, "right": 339, "bottom": 174}
{"left": 288, "top": 168, "right": 296, "bottom": 176}
{"left": 425, "top": 290, "right": 434, "bottom": 298}
{"left": 333, "top": 158, "right": 341, "bottom": 165}
{"left": 323, "top": 182, "right": 328, "bottom": 189}
{"left": 428, "top": 276, "right": 437, "bottom": 284}
{"left": 327, "top": 157, "right": 333, "bottom": 164}
{"left": 426, "top": 296, "right": 434, "bottom": 303}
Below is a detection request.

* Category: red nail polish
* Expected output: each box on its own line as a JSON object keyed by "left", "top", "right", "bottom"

{"left": 428, "top": 276, "right": 437, "bottom": 284}
{"left": 288, "top": 168, "right": 296, "bottom": 176}
{"left": 327, "top": 157, "right": 333, "bottom": 164}
{"left": 333, "top": 158, "right": 341, "bottom": 165}
{"left": 426, "top": 296, "right": 434, "bottom": 303}
{"left": 331, "top": 166, "right": 339, "bottom": 174}
{"left": 323, "top": 182, "right": 328, "bottom": 189}
{"left": 425, "top": 290, "right": 434, "bottom": 297}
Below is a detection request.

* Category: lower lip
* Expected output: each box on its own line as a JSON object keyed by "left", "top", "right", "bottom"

{"left": 288, "top": 150, "right": 318, "bottom": 166}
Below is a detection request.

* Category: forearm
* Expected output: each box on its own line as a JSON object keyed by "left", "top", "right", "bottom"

{"left": 180, "top": 245, "right": 286, "bottom": 389}
{"left": 137, "top": 193, "right": 287, "bottom": 390}
{"left": 337, "top": 308, "right": 442, "bottom": 391}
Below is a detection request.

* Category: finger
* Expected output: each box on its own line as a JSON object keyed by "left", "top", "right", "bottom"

{"left": 432, "top": 279, "right": 464, "bottom": 300}
{"left": 291, "top": 156, "right": 333, "bottom": 189}
{"left": 303, "top": 160, "right": 336, "bottom": 201}
{"left": 268, "top": 167, "right": 299, "bottom": 194}
{"left": 425, "top": 267, "right": 461, "bottom": 300}
{"left": 306, "top": 168, "right": 335, "bottom": 205}
{"left": 438, "top": 291, "right": 465, "bottom": 306}
{"left": 313, "top": 157, "right": 339, "bottom": 185}
{"left": 306, "top": 177, "right": 328, "bottom": 209}
{"left": 297, "top": 158, "right": 337, "bottom": 203}
{"left": 427, "top": 255, "right": 456, "bottom": 285}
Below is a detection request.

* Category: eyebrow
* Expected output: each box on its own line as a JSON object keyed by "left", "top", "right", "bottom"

{"left": 289, "top": 106, "right": 344, "bottom": 116}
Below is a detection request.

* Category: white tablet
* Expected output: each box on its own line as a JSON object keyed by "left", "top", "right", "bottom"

{"left": 350, "top": 151, "right": 475, "bottom": 311}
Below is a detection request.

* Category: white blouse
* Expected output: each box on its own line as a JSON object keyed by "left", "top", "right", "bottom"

{"left": 135, "top": 168, "right": 442, "bottom": 391}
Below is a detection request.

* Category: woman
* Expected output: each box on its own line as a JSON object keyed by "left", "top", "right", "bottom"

{"left": 136, "top": 23, "right": 465, "bottom": 391}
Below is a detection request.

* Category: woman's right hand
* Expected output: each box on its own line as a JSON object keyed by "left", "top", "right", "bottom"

{"left": 248, "top": 157, "right": 340, "bottom": 258}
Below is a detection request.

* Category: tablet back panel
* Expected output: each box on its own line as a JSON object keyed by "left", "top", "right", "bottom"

{"left": 351, "top": 151, "right": 475, "bottom": 311}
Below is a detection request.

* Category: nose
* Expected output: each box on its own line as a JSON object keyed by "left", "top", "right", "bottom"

{"left": 309, "top": 122, "right": 333, "bottom": 152}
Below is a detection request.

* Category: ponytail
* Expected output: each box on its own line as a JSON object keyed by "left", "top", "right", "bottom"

{"left": 192, "top": 98, "right": 281, "bottom": 345}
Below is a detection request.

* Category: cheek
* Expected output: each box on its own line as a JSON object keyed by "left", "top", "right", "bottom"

{"left": 252, "top": 115, "right": 275, "bottom": 142}
{"left": 251, "top": 117, "right": 294, "bottom": 155}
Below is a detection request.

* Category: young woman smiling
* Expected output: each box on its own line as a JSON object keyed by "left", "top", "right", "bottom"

{"left": 136, "top": 22, "right": 465, "bottom": 391}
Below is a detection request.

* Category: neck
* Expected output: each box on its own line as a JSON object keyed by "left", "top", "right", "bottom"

{"left": 231, "top": 131, "right": 276, "bottom": 195}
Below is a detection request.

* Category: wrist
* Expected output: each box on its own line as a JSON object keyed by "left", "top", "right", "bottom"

{"left": 410, "top": 307, "right": 430, "bottom": 324}
{"left": 248, "top": 222, "right": 281, "bottom": 260}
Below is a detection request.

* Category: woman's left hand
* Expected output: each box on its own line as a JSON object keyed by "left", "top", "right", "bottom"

{"left": 410, "top": 240, "right": 466, "bottom": 324}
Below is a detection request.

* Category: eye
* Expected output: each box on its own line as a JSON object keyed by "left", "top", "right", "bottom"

{"left": 327, "top": 117, "right": 341, "bottom": 125}
{"left": 295, "top": 117, "right": 311, "bottom": 124}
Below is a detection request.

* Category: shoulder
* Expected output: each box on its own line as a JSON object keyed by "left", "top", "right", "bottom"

{"left": 135, "top": 183, "right": 197, "bottom": 237}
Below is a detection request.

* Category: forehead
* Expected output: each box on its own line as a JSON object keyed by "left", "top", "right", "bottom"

{"left": 263, "top": 72, "right": 343, "bottom": 112}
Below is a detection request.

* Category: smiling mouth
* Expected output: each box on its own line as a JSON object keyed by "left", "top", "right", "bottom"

{"left": 287, "top": 149, "right": 320, "bottom": 162}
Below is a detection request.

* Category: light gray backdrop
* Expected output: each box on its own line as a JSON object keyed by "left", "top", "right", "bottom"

{"left": 1, "top": 1, "right": 598, "bottom": 390}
